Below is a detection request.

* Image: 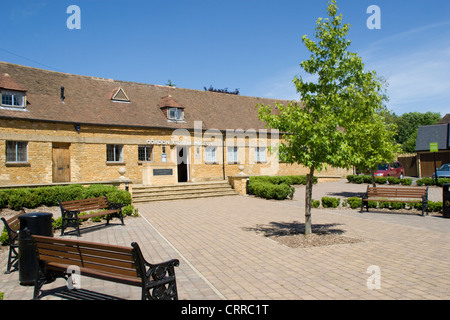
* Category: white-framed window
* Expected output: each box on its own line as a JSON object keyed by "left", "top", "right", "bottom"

{"left": 168, "top": 107, "right": 183, "bottom": 121}
{"left": 1, "top": 90, "right": 25, "bottom": 108}
{"left": 255, "top": 147, "right": 266, "bottom": 163}
{"left": 6, "top": 141, "right": 28, "bottom": 162}
{"left": 107, "top": 144, "right": 124, "bottom": 162}
{"left": 205, "top": 146, "right": 217, "bottom": 163}
{"left": 138, "top": 145, "right": 153, "bottom": 161}
{"left": 227, "top": 146, "right": 238, "bottom": 163}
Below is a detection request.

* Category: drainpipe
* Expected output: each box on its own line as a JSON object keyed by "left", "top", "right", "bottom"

{"left": 222, "top": 132, "right": 226, "bottom": 180}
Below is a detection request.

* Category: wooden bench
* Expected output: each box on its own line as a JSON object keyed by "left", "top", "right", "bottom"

{"left": 1, "top": 210, "right": 25, "bottom": 274}
{"left": 361, "top": 186, "right": 428, "bottom": 215}
{"left": 31, "top": 235, "right": 180, "bottom": 300}
{"left": 59, "top": 195, "right": 124, "bottom": 236}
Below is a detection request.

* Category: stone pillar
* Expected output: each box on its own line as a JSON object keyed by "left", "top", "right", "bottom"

{"left": 228, "top": 165, "right": 249, "bottom": 196}
{"left": 117, "top": 167, "right": 133, "bottom": 195}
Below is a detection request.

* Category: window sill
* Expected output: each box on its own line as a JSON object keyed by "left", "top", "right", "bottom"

{"left": 106, "top": 161, "right": 126, "bottom": 166}
{"left": 138, "top": 161, "right": 154, "bottom": 165}
{"left": 5, "top": 162, "right": 30, "bottom": 167}
{"left": 205, "top": 162, "right": 219, "bottom": 165}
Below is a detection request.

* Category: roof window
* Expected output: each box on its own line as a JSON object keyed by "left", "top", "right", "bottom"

{"left": 1, "top": 90, "right": 26, "bottom": 108}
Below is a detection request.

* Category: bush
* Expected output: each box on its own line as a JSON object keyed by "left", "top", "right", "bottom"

{"left": 321, "top": 197, "right": 340, "bottom": 208}
{"left": 0, "top": 184, "right": 132, "bottom": 209}
{"left": 249, "top": 181, "right": 294, "bottom": 200}
{"left": 375, "top": 177, "right": 387, "bottom": 184}
{"left": 1, "top": 227, "right": 9, "bottom": 246}
{"left": 400, "top": 178, "right": 413, "bottom": 186}
{"left": 390, "top": 201, "right": 405, "bottom": 210}
{"left": 122, "top": 204, "right": 139, "bottom": 216}
{"left": 311, "top": 199, "right": 320, "bottom": 208}
{"left": 387, "top": 177, "right": 401, "bottom": 185}
{"left": 346, "top": 197, "right": 362, "bottom": 209}
{"left": 416, "top": 177, "right": 450, "bottom": 186}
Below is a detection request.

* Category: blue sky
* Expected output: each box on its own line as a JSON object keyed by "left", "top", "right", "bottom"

{"left": 1, "top": 0, "right": 449, "bottom": 116}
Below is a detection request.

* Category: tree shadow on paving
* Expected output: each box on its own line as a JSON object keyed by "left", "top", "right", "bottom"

{"left": 326, "top": 191, "right": 364, "bottom": 198}
{"left": 243, "top": 221, "right": 346, "bottom": 237}
{"left": 243, "top": 221, "right": 364, "bottom": 248}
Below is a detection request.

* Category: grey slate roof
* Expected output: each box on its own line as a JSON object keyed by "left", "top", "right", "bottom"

{"left": 415, "top": 123, "right": 450, "bottom": 151}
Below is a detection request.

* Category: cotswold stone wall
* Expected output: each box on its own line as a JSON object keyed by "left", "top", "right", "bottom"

{"left": 0, "top": 119, "right": 351, "bottom": 186}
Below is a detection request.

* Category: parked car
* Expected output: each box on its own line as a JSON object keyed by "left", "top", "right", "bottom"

{"left": 374, "top": 161, "right": 404, "bottom": 179}
{"left": 432, "top": 163, "right": 450, "bottom": 178}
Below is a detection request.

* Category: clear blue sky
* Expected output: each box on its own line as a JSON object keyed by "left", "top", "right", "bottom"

{"left": 1, "top": 0, "right": 449, "bottom": 116}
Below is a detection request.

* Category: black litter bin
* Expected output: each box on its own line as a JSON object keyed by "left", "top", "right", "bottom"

{"left": 443, "top": 183, "right": 450, "bottom": 219}
{"left": 18, "top": 212, "right": 53, "bottom": 286}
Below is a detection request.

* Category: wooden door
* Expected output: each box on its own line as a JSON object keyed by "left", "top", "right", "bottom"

{"left": 52, "top": 143, "right": 71, "bottom": 182}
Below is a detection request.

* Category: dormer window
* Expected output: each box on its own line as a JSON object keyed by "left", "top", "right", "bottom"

{"left": 1, "top": 90, "right": 25, "bottom": 108}
{"left": 168, "top": 107, "right": 183, "bottom": 121}
{"left": 159, "top": 95, "right": 185, "bottom": 122}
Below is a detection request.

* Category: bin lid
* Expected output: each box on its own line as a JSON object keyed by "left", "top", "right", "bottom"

{"left": 18, "top": 212, "right": 53, "bottom": 220}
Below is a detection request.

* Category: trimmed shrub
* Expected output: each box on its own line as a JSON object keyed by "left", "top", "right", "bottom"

{"left": 400, "top": 178, "right": 412, "bottom": 186}
{"left": 248, "top": 181, "right": 294, "bottom": 200}
{"left": 387, "top": 177, "right": 401, "bottom": 185}
{"left": 311, "top": 199, "right": 320, "bottom": 208}
{"left": 321, "top": 197, "right": 340, "bottom": 208}
{"left": 390, "top": 201, "right": 405, "bottom": 210}
{"left": 346, "top": 197, "right": 362, "bottom": 209}
{"left": 375, "top": 177, "right": 388, "bottom": 184}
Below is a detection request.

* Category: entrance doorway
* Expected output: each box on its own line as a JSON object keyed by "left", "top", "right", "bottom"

{"left": 52, "top": 143, "right": 71, "bottom": 183}
{"left": 177, "top": 146, "right": 189, "bottom": 182}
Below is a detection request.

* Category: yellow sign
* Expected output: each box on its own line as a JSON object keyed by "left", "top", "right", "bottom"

{"left": 430, "top": 142, "right": 438, "bottom": 152}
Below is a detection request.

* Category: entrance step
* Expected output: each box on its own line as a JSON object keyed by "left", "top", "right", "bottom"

{"left": 132, "top": 180, "right": 239, "bottom": 203}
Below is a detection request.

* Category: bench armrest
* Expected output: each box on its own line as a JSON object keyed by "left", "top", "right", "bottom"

{"left": 131, "top": 242, "right": 179, "bottom": 300}
{"left": 108, "top": 203, "right": 125, "bottom": 210}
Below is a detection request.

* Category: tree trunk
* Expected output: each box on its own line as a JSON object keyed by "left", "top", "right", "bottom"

{"left": 371, "top": 170, "right": 376, "bottom": 187}
{"left": 304, "top": 166, "right": 315, "bottom": 235}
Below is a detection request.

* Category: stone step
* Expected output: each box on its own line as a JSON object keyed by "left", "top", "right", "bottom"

{"left": 132, "top": 180, "right": 239, "bottom": 202}
{"left": 132, "top": 190, "right": 239, "bottom": 203}
{"left": 133, "top": 184, "right": 232, "bottom": 194}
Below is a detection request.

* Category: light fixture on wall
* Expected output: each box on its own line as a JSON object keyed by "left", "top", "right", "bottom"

{"left": 74, "top": 124, "right": 81, "bottom": 132}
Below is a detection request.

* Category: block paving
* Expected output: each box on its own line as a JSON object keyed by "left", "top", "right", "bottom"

{"left": 1, "top": 180, "right": 449, "bottom": 300}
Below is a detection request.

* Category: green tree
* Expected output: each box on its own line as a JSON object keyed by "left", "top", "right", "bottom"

{"left": 257, "top": 0, "right": 389, "bottom": 234}
{"left": 348, "top": 110, "right": 401, "bottom": 186}
{"left": 393, "top": 112, "right": 441, "bottom": 152}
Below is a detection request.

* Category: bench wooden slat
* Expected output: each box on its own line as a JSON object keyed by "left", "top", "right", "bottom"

{"left": 44, "top": 262, "right": 142, "bottom": 287}
{"left": 33, "top": 235, "right": 132, "bottom": 253}
{"left": 37, "top": 248, "right": 137, "bottom": 271}
{"left": 36, "top": 241, "right": 133, "bottom": 261}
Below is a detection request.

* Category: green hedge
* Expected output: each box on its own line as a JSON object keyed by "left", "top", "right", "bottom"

{"left": 416, "top": 177, "right": 450, "bottom": 186}
{"left": 248, "top": 181, "right": 295, "bottom": 200}
{"left": 248, "top": 175, "right": 316, "bottom": 200}
{"left": 346, "top": 175, "right": 412, "bottom": 185}
{"left": 344, "top": 196, "right": 443, "bottom": 213}
{"left": 249, "top": 175, "right": 317, "bottom": 186}
{"left": 0, "top": 184, "right": 131, "bottom": 210}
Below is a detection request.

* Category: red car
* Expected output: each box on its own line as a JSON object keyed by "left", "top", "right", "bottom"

{"left": 374, "top": 162, "right": 404, "bottom": 179}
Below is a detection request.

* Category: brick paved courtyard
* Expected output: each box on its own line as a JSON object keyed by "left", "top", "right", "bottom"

{"left": 1, "top": 180, "right": 449, "bottom": 300}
